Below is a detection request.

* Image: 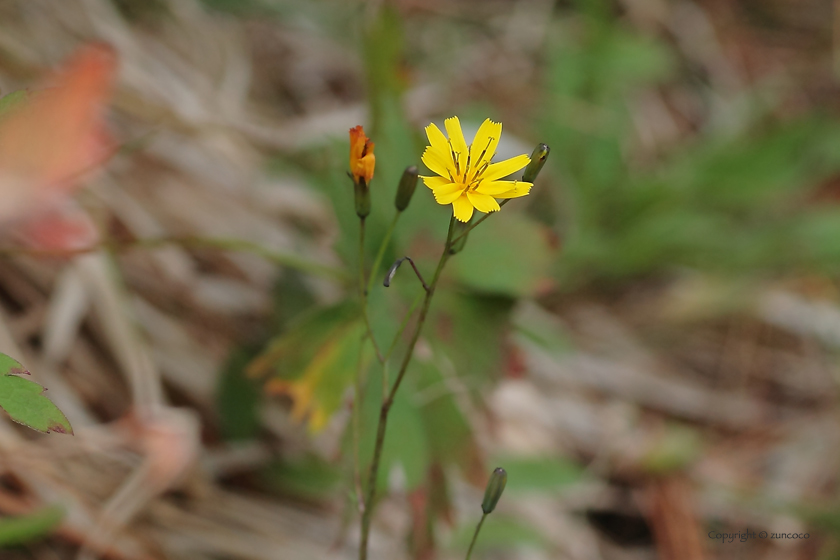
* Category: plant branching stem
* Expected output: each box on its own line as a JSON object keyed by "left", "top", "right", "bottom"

{"left": 465, "top": 513, "right": 488, "bottom": 560}
{"left": 358, "top": 215, "right": 457, "bottom": 560}
{"left": 366, "top": 212, "right": 401, "bottom": 295}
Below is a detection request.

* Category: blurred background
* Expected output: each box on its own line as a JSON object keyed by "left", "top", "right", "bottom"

{"left": 0, "top": 0, "right": 838, "bottom": 559}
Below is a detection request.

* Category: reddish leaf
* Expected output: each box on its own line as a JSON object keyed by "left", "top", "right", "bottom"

{"left": 0, "top": 43, "right": 117, "bottom": 249}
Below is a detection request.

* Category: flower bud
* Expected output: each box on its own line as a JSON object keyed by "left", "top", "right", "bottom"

{"left": 522, "top": 143, "right": 549, "bottom": 183}
{"left": 349, "top": 126, "right": 375, "bottom": 219}
{"left": 395, "top": 165, "right": 418, "bottom": 212}
{"left": 481, "top": 467, "right": 507, "bottom": 514}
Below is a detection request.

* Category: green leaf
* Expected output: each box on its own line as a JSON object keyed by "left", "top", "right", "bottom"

{"left": 0, "top": 505, "right": 64, "bottom": 547}
{"left": 640, "top": 423, "right": 703, "bottom": 474}
{"left": 216, "top": 347, "right": 262, "bottom": 442}
{"left": 262, "top": 454, "right": 342, "bottom": 501}
{"left": 492, "top": 455, "right": 584, "bottom": 494}
{"left": 249, "top": 301, "right": 364, "bottom": 431}
{"left": 449, "top": 514, "right": 548, "bottom": 553}
{"left": 451, "top": 212, "right": 552, "bottom": 297}
{"left": 0, "top": 354, "right": 73, "bottom": 435}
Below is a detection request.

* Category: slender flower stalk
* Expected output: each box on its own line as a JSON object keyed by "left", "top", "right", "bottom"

{"left": 466, "top": 467, "right": 507, "bottom": 560}
{"left": 359, "top": 216, "right": 457, "bottom": 560}
{"left": 353, "top": 118, "right": 547, "bottom": 560}
{"left": 465, "top": 514, "right": 487, "bottom": 560}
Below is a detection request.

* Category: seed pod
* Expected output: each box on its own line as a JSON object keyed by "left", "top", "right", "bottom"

{"left": 481, "top": 467, "right": 507, "bottom": 514}
{"left": 395, "top": 165, "right": 418, "bottom": 212}
{"left": 522, "top": 143, "right": 549, "bottom": 183}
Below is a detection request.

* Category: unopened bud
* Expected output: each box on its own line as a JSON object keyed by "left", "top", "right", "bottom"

{"left": 481, "top": 467, "right": 507, "bottom": 514}
{"left": 395, "top": 165, "right": 418, "bottom": 212}
{"left": 354, "top": 180, "right": 371, "bottom": 219}
{"left": 522, "top": 143, "right": 549, "bottom": 183}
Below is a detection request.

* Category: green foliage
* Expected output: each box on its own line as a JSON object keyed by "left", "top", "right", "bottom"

{"left": 216, "top": 347, "right": 262, "bottom": 441}
{"left": 640, "top": 423, "right": 704, "bottom": 474}
{"left": 249, "top": 301, "right": 364, "bottom": 431}
{"left": 0, "top": 354, "right": 73, "bottom": 435}
{"left": 262, "top": 454, "right": 342, "bottom": 501}
{"left": 450, "top": 515, "right": 548, "bottom": 553}
{"left": 493, "top": 455, "right": 584, "bottom": 494}
{"left": 0, "top": 506, "right": 64, "bottom": 547}
{"left": 538, "top": 17, "right": 840, "bottom": 287}
{"left": 451, "top": 211, "right": 553, "bottom": 297}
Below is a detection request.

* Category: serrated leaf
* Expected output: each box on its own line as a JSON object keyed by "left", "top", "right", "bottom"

{"left": 0, "top": 354, "right": 73, "bottom": 435}
{"left": 0, "top": 505, "right": 64, "bottom": 547}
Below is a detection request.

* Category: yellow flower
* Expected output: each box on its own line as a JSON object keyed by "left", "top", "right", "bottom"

{"left": 421, "top": 117, "right": 532, "bottom": 222}
{"left": 349, "top": 125, "right": 375, "bottom": 185}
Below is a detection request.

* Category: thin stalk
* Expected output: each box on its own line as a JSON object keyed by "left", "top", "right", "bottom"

{"left": 366, "top": 212, "right": 401, "bottom": 295}
{"left": 465, "top": 514, "right": 488, "bottom": 560}
{"left": 352, "top": 333, "right": 368, "bottom": 514}
{"left": 359, "top": 219, "right": 384, "bottom": 363}
{"left": 358, "top": 216, "right": 457, "bottom": 560}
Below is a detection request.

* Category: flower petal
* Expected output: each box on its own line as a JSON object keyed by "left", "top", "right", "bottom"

{"left": 482, "top": 154, "right": 531, "bottom": 182}
{"left": 475, "top": 180, "right": 521, "bottom": 195}
{"left": 467, "top": 190, "right": 500, "bottom": 213}
{"left": 425, "top": 122, "right": 449, "bottom": 155}
{"left": 434, "top": 183, "right": 465, "bottom": 204}
{"left": 421, "top": 175, "right": 452, "bottom": 190}
{"left": 469, "top": 119, "right": 501, "bottom": 175}
{"left": 445, "top": 116, "right": 468, "bottom": 176}
{"left": 494, "top": 181, "right": 533, "bottom": 199}
{"left": 451, "top": 193, "right": 474, "bottom": 222}
{"left": 421, "top": 147, "right": 452, "bottom": 178}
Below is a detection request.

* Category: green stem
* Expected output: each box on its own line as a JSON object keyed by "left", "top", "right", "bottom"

{"left": 358, "top": 215, "right": 457, "bottom": 560}
{"left": 359, "top": 219, "right": 384, "bottom": 363}
{"left": 352, "top": 333, "right": 368, "bottom": 514}
{"left": 384, "top": 291, "right": 424, "bottom": 362}
{"left": 465, "top": 513, "right": 488, "bottom": 560}
{"left": 366, "top": 212, "right": 401, "bottom": 295}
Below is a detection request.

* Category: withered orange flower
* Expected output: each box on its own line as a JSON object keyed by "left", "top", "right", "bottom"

{"left": 349, "top": 125, "right": 375, "bottom": 185}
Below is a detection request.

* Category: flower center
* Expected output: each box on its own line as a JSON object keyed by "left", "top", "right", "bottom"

{"left": 448, "top": 136, "right": 495, "bottom": 191}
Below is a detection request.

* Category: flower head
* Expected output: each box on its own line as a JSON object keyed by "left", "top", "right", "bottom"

{"left": 349, "top": 125, "right": 375, "bottom": 185}
{"left": 421, "top": 117, "right": 532, "bottom": 222}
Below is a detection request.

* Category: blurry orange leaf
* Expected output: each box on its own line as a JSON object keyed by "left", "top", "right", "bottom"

{"left": 0, "top": 43, "right": 117, "bottom": 249}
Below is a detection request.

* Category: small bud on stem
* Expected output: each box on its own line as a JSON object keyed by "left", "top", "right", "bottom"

{"left": 481, "top": 467, "right": 507, "bottom": 514}
{"left": 522, "top": 143, "right": 549, "bottom": 183}
{"left": 395, "top": 165, "right": 418, "bottom": 212}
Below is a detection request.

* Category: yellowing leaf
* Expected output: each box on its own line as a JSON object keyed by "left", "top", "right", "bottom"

{"left": 250, "top": 301, "right": 364, "bottom": 431}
